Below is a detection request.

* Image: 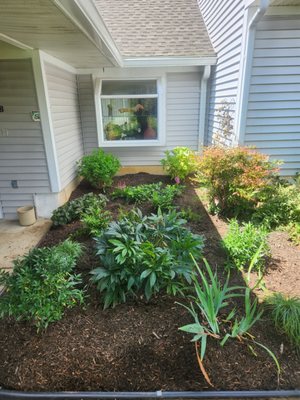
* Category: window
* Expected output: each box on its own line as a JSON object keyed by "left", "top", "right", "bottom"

{"left": 98, "top": 79, "right": 164, "bottom": 146}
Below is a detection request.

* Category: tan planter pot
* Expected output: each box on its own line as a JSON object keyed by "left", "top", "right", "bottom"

{"left": 17, "top": 205, "right": 36, "bottom": 226}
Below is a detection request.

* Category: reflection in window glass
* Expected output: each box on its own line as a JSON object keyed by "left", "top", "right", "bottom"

{"left": 101, "top": 81, "right": 158, "bottom": 141}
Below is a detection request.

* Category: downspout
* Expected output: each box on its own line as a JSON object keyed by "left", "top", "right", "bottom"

{"left": 198, "top": 65, "right": 211, "bottom": 152}
{"left": 234, "top": 0, "right": 270, "bottom": 145}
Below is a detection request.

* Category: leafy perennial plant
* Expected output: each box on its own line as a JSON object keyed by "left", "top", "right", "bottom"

{"left": 91, "top": 209, "right": 205, "bottom": 308}
{"left": 0, "top": 240, "right": 84, "bottom": 331}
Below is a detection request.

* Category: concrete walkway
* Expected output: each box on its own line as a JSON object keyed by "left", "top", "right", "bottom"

{"left": 0, "top": 218, "right": 52, "bottom": 272}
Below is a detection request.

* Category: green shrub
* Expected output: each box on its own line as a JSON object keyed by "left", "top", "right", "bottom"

{"left": 77, "top": 149, "right": 120, "bottom": 188}
{"left": 196, "top": 146, "right": 278, "bottom": 216}
{"left": 112, "top": 182, "right": 183, "bottom": 210}
{"left": 252, "top": 184, "right": 300, "bottom": 229}
{"left": 91, "top": 209, "right": 204, "bottom": 308}
{"left": 180, "top": 207, "right": 202, "bottom": 223}
{"left": 51, "top": 193, "right": 107, "bottom": 226}
{"left": 265, "top": 293, "right": 300, "bottom": 349}
{"left": 0, "top": 240, "right": 84, "bottom": 331}
{"left": 222, "top": 220, "right": 270, "bottom": 271}
{"left": 161, "top": 147, "right": 198, "bottom": 181}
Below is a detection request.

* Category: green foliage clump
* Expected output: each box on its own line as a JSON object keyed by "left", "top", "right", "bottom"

{"left": 51, "top": 193, "right": 108, "bottom": 226}
{"left": 265, "top": 293, "right": 300, "bottom": 349}
{"left": 77, "top": 149, "right": 120, "bottom": 189}
{"left": 112, "top": 182, "right": 183, "bottom": 210}
{"left": 252, "top": 184, "right": 300, "bottom": 230}
{"left": 161, "top": 147, "right": 198, "bottom": 181}
{"left": 196, "top": 146, "right": 278, "bottom": 216}
{"left": 81, "top": 208, "right": 112, "bottom": 237}
{"left": 179, "top": 258, "right": 279, "bottom": 384}
{"left": 0, "top": 240, "right": 84, "bottom": 331}
{"left": 91, "top": 209, "right": 204, "bottom": 308}
{"left": 180, "top": 207, "right": 202, "bottom": 223}
{"left": 222, "top": 220, "right": 270, "bottom": 271}
{"left": 286, "top": 222, "right": 300, "bottom": 246}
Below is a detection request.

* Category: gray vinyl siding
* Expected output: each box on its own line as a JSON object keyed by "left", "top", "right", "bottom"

{"left": 0, "top": 58, "right": 51, "bottom": 219}
{"left": 198, "top": 0, "right": 244, "bottom": 145}
{"left": 45, "top": 63, "right": 84, "bottom": 188}
{"left": 77, "top": 74, "right": 98, "bottom": 154}
{"left": 244, "top": 15, "right": 300, "bottom": 176}
{"left": 78, "top": 72, "right": 200, "bottom": 165}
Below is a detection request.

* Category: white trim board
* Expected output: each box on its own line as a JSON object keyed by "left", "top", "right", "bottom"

{"left": 32, "top": 50, "right": 61, "bottom": 193}
{"left": 40, "top": 51, "right": 77, "bottom": 74}
{"left": 123, "top": 56, "right": 217, "bottom": 68}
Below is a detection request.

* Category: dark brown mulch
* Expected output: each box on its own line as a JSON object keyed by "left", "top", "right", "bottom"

{"left": 0, "top": 173, "right": 299, "bottom": 392}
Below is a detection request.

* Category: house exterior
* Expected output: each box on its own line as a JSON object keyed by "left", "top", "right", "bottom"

{"left": 0, "top": 0, "right": 299, "bottom": 220}
{"left": 198, "top": 0, "right": 300, "bottom": 177}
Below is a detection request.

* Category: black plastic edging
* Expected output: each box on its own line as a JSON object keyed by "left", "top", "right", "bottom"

{"left": 0, "top": 389, "right": 299, "bottom": 400}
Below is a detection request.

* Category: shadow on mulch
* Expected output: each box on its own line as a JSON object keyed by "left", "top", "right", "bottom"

{"left": 0, "top": 173, "right": 299, "bottom": 392}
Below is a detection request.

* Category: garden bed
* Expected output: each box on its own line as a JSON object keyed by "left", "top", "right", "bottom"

{"left": 0, "top": 174, "right": 299, "bottom": 392}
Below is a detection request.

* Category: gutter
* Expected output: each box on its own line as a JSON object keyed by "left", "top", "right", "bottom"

{"left": 0, "top": 389, "right": 299, "bottom": 399}
{"left": 198, "top": 65, "right": 211, "bottom": 151}
{"left": 234, "top": 0, "right": 270, "bottom": 145}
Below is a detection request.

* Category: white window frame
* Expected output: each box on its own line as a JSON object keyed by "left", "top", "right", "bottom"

{"left": 94, "top": 76, "right": 166, "bottom": 147}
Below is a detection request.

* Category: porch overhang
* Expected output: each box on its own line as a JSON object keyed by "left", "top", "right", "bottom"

{"left": 0, "top": 0, "right": 122, "bottom": 68}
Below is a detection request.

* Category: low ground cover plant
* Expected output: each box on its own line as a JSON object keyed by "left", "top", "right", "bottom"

{"left": 265, "top": 293, "right": 300, "bottom": 349}
{"left": 222, "top": 220, "right": 270, "bottom": 273}
{"left": 112, "top": 182, "right": 183, "bottom": 210}
{"left": 196, "top": 146, "right": 278, "bottom": 216}
{"left": 0, "top": 240, "right": 84, "bottom": 331}
{"left": 161, "top": 146, "right": 198, "bottom": 182}
{"left": 51, "top": 193, "right": 108, "bottom": 227}
{"left": 179, "top": 257, "right": 279, "bottom": 386}
{"left": 77, "top": 149, "right": 120, "bottom": 189}
{"left": 91, "top": 208, "right": 204, "bottom": 308}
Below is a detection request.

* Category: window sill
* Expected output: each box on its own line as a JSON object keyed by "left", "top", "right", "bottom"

{"left": 100, "top": 139, "right": 164, "bottom": 147}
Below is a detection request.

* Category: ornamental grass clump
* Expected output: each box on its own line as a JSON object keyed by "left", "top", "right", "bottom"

{"left": 196, "top": 146, "right": 278, "bottom": 216}
{"left": 265, "top": 293, "right": 300, "bottom": 349}
{"left": 77, "top": 149, "right": 120, "bottom": 189}
{"left": 161, "top": 146, "right": 198, "bottom": 182}
{"left": 0, "top": 240, "right": 84, "bottom": 331}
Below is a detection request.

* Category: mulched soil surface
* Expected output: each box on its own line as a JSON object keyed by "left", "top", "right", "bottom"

{"left": 0, "top": 173, "right": 299, "bottom": 392}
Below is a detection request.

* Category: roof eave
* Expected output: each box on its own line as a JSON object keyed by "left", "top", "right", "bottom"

{"left": 123, "top": 56, "right": 217, "bottom": 68}
{"left": 54, "top": 0, "right": 124, "bottom": 67}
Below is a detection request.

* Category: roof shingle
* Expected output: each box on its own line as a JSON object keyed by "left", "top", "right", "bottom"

{"left": 93, "top": 0, "right": 215, "bottom": 58}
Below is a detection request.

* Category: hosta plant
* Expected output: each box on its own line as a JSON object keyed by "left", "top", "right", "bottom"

{"left": 51, "top": 193, "right": 108, "bottom": 226}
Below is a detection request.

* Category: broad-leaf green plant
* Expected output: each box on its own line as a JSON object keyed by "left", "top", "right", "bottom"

{"left": 161, "top": 147, "right": 198, "bottom": 181}
{"left": 91, "top": 209, "right": 204, "bottom": 308}
{"left": 0, "top": 240, "right": 84, "bottom": 331}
